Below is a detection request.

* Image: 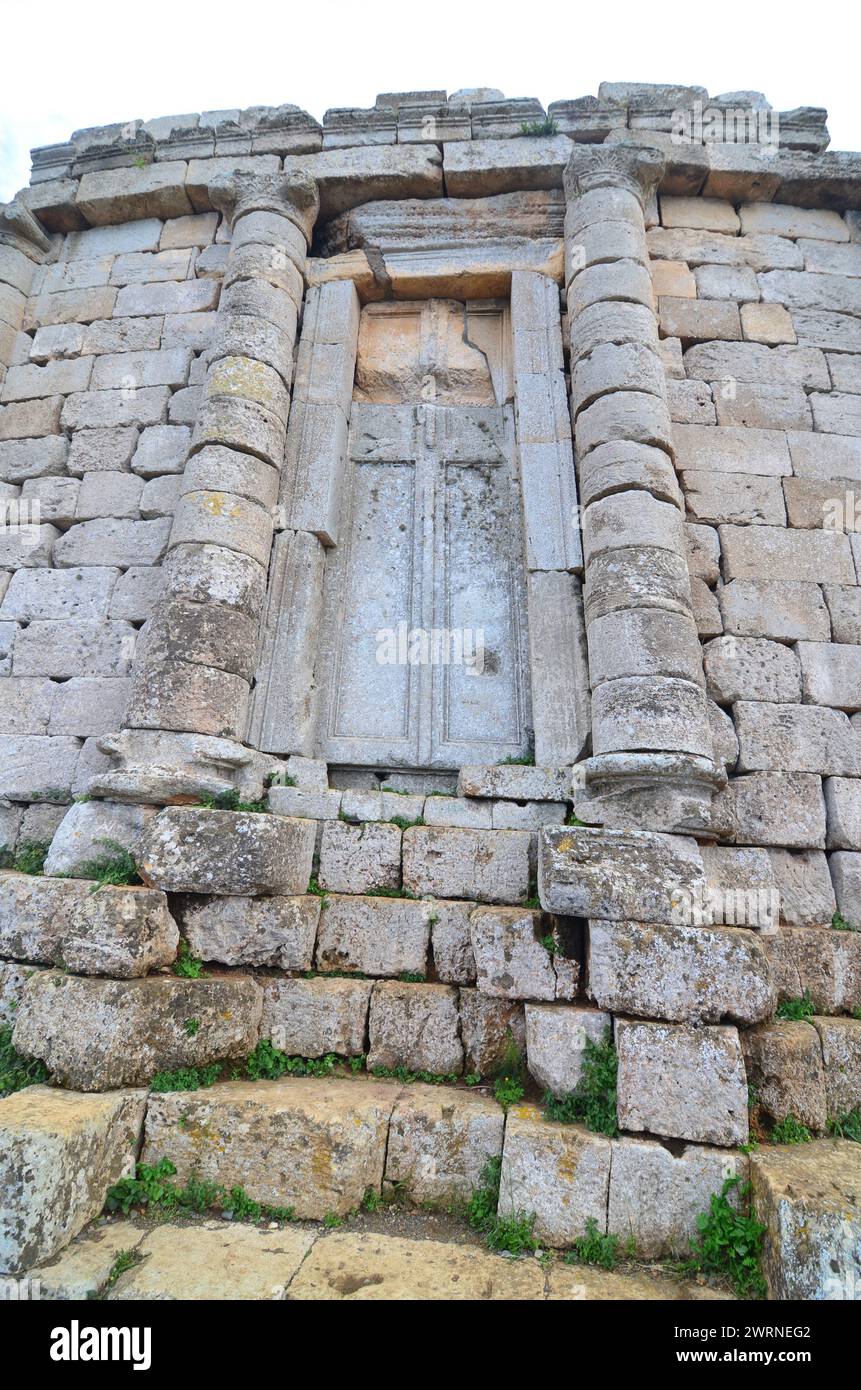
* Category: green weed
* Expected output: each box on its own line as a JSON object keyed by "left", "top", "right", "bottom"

{"left": 682, "top": 1178, "right": 766, "bottom": 1299}
{"left": 776, "top": 991, "right": 815, "bottom": 1021}
{"left": 543, "top": 1030, "right": 618, "bottom": 1137}
{"left": 13, "top": 840, "right": 50, "bottom": 875}
{"left": 0, "top": 1025, "right": 49, "bottom": 1097}
{"left": 563, "top": 1218, "right": 622, "bottom": 1271}
{"left": 172, "top": 939, "right": 206, "bottom": 979}
{"left": 74, "top": 839, "right": 141, "bottom": 891}
{"left": 769, "top": 1114, "right": 812, "bottom": 1144}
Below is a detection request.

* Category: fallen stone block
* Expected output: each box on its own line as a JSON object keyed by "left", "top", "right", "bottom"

{"left": 385, "top": 1084, "right": 504, "bottom": 1205}
{"left": 178, "top": 894, "right": 319, "bottom": 970}
{"left": 539, "top": 826, "right": 705, "bottom": 923}
{"left": 315, "top": 894, "right": 430, "bottom": 977}
{"left": 498, "top": 1107, "right": 611, "bottom": 1247}
{"left": 607, "top": 1137, "right": 744, "bottom": 1258}
{"left": 616, "top": 1020, "right": 749, "bottom": 1146}
{"left": 0, "top": 1086, "right": 146, "bottom": 1273}
{"left": 367, "top": 982, "right": 462, "bottom": 1076}
{"left": 261, "top": 976, "right": 372, "bottom": 1057}
{"left": 742, "top": 1022, "right": 827, "bottom": 1131}
{"left": 12, "top": 972, "right": 262, "bottom": 1090}
{"left": 137, "top": 806, "right": 315, "bottom": 895}
{"left": 587, "top": 919, "right": 775, "bottom": 1025}
{"left": 750, "top": 1140, "right": 861, "bottom": 1300}
{"left": 141, "top": 1078, "right": 397, "bottom": 1218}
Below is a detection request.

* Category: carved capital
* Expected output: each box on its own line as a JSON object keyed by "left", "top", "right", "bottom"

{"left": 208, "top": 171, "right": 320, "bottom": 244}
{"left": 563, "top": 143, "right": 665, "bottom": 207}
{"left": 0, "top": 200, "right": 52, "bottom": 259}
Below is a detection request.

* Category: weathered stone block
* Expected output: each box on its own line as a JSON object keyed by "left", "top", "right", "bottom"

{"left": 720, "top": 524, "right": 855, "bottom": 584}
{"left": 704, "top": 636, "right": 800, "bottom": 705}
{"left": 458, "top": 990, "right": 525, "bottom": 1076}
{"left": 317, "top": 820, "right": 402, "bottom": 895}
{"left": 539, "top": 826, "right": 705, "bottom": 923}
{"left": 824, "top": 587, "right": 861, "bottom": 645}
{"left": 315, "top": 893, "right": 430, "bottom": 977}
{"left": 42, "top": 799, "right": 151, "bottom": 876}
{"left": 751, "top": 1141, "right": 861, "bottom": 1300}
{"left": 0, "top": 1087, "right": 146, "bottom": 1273}
{"left": 385, "top": 1084, "right": 505, "bottom": 1206}
{"left": 0, "top": 961, "right": 43, "bottom": 1026}
{"left": 402, "top": 826, "right": 531, "bottom": 905}
{"left": 825, "top": 779, "right": 861, "bottom": 851}
{"left": 498, "top": 1108, "right": 611, "bottom": 1247}
{"left": 367, "top": 981, "right": 463, "bottom": 1075}
{"left": 12, "top": 618, "right": 135, "bottom": 679}
{"left": 54, "top": 517, "right": 171, "bottom": 568}
{"left": 178, "top": 893, "right": 319, "bottom": 969}
{"left": 588, "top": 919, "right": 775, "bottom": 1025}
{"left": 763, "top": 926, "right": 861, "bottom": 1014}
{"left": 798, "top": 642, "right": 861, "bottom": 711}
{"left": 765, "top": 849, "right": 836, "bottom": 927}
{"left": 735, "top": 702, "right": 861, "bottom": 776}
{"left": 525, "top": 1003, "right": 609, "bottom": 1097}
{"left": 728, "top": 772, "right": 827, "bottom": 850}
{"left": 261, "top": 976, "right": 372, "bottom": 1057}
{"left": 616, "top": 1020, "right": 748, "bottom": 1146}
{"left": 607, "top": 1138, "right": 744, "bottom": 1259}
{"left": 12, "top": 972, "right": 262, "bottom": 1090}
{"left": 812, "top": 1017, "right": 861, "bottom": 1119}
{"left": 682, "top": 471, "right": 786, "bottom": 526}
{"left": 742, "top": 1022, "right": 827, "bottom": 1131}
{"left": 469, "top": 906, "right": 559, "bottom": 1001}
{"left": 719, "top": 579, "right": 830, "bottom": 641}
{"left": 137, "top": 806, "right": 315, "bottom": 895}
{"left": 659, "top": 296, "right": 741, "bottom": 341}
{"left": 142, "top": 1078, "right": 395, "bottom": 1218}
{"left": 0, "top": 735, "right": 81, "bottom": 801}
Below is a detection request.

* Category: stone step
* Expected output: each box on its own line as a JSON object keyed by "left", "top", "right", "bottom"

{"left": 21, "top": 1220, "right": 727, "bottom": 1302}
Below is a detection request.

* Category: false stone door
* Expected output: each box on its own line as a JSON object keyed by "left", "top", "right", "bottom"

{"left": 313, "top": 299, "right": 532, "bottom": 772}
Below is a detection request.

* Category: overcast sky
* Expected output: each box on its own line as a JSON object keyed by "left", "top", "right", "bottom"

{"left": 2, "top": 0, "right": 858, "bottom": 202}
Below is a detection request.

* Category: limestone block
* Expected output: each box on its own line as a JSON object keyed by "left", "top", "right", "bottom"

{"left": 719, "top": 579, "right": 830, "bottom": 641}
{"left": 170, "top": 492, "right": 273, "bottom": 567}
{"left": 591, "top": 676, "right": 714, "bottom": 757}
{"left": 750, "top": 1140, "right": 861, "bottom": 1300}
{"left": 0, "top": 677, "right": 54, "bottom": 734}
{"left": 457, "top": 766, "right": 569, "bottom": 802}
{"left": 90, "top": 347, "right": 191, "bottom": 392}
{"left": 739, "top": 203, "right": 848, "bottom": 241}
{"left": 72, "top": 470, "right": 143, "bottom": 521}
{"left": 684, "top": 471, "right": 785, "bottom": 526}
{"left": 0, "top": 397, "right": 64, "bottom": 441}
{"left": 142, "top": 1078, "right": 395, "bottom": 1218}
{"left": 491, "top": 801, "right": 566, "bottom": 830}
{"left": 469, "top": 906, "right": 557, "bottom": 1001}
{"left": 124, "top": 657, "right": 249, "bottom": 739}
{"left": 742, "top": 1022, "right": 827, "bottom": 1131}
{"left": 42, "top": 798, "right": 152, "bottom": 875}
{"left": 798, "top": 642, "right": 861, "bottom": 712}
{"left": 65, "top": 428, "right": 138, "bottom": 477}
{"left": 539, "top": 826, "right": 705, "bottom": 923}
{"left": 1, "top": 356, "right": 93, "bottom": 403}
{"left": 60, "top": 387, "right": 171, "bottom": 433}
{"left": 163, "top": 542, "right": 266, "bottom": 617}
{"left": 457, "top": 991, "right": 525, "bottom": 1075}
{"left": 422, "top": 796, "right": 492, "bottom": 829}
{"left": 314, "top": 893, "right": 430, "bottom": 978}
{"left": 443, "top": 135, "right": 570, "bottom": 199}
{"left": 828, "top": 354, "right": 861, "bottom": 394}
{"left": 568, "top": 300, "right": 658, "bottom": 364}
{"left": 683, "top": 341, "right": 828, "bottom": 389}
{"left": 741, "top": 301, "right": 797, "bottom": 344}
{"left": 715, "top": 382, "right": 812, "bottom": 431}
{"left": 729, "top": 772, "right": 827, "bottom": 850}
{"left": 650, "top": 260, "right": 695, "bottom": 298}
{"left": 402, "top": 826, "right": 531, "bottom": 905}
{"left": 765, "top": 849, "right": 836, "bottom": 926}
{"left": 607, "top": 1138, "right": 744, "bottom": 1259}
{"left": 588, "top": 919, "right": 775, "bottom": 1025}
{"left": 18, "top": 476, "right": 79, "bottom": 526}
{"left": 0, "top": 961, "right": 42, "bottom": 1026}
{"left": 23, "top": 288, "right": 117, "bottom": 330}
{"left": 659, "top": 297, "right": 741, "bottom": 341}
{"left": 616, "top": 1020, "right": 748, "bottom": 1146}
{"left": 0, "top": 522, "right": 59, "bottom": 569}
{"left": 667, "top": 379, "right": 715, "bottom": 426}
{"left": 694, "top": 264, "right": 759, "bottom": 301}
{"left": 12, "top": 972, "right": 262, "bottom": 1090}
{"left": 429, "top": 900, "right": 476, "bottom": 984}
{"left": 138, "top": 807, "right": 314, "bottom": 896}
{"left": 0, "top": 735, "right": 80, "bottom": 801}
{"left": 525, "top": 1003, "right": 609, "bottom": 1096}
{"left": 526, "top": 570, "right": 590, "bottom": 768}
{"left": 317, "top": 821, "right": 401, "bottom": 895}
{"left": 824, "top": 587, "right": 861, "bottom": 644}
{"left": 266, "top": 786, "right": 342, "bottom": 820}
{"left": 760, "top": 271, "right": 861, "bottom": 318}
{"left": 12, "top": 618, "right": 135, "bottom": 679}
{"left": 787, "top": 430, "right": 861, "bottom": 482}
{"left": 80, "top": 317, "right": 164, "bottom": 357}
{"left": 75, "top": 163, "right": 192, "bottom": 224}
{"left": 703, "top": 636, "right": 800, "bottom": 705}
{"left": 107, "top": 1221, "right": 315, "bottom": 1301}
{"left": 708, "top": 697, "right": 738, "bottom": 763}
{"left": 673, "top": 423, "right": 791, "bottom": 477}
{"left": 339, "top": 789, "right": 425, "bottom": 825}
{"left": 0, "top": 1087, "right": 146, "bottom": 1273}
{"left": 578, "top": 439, "right": 682, "bottom": 511}
{"left": 498, "top": 1108, "right": 611, "bottom": 1247}
{"left": 160, "top": 310, "right": 219, "bottom": 351}
{"left": 735, "top": 702, "right": 861, "bottom": 776}
{"left": 261, "top": 976, "right": 371, "bottom": 1057}
{"left": 765, "top": 925, "right": 861, "bottom": 1013}
{"left": 368, "top": 981, "right": 463, "bottom": 1075}
{"left": 0, "top": 436, "right": 68, "bottom": 485}
{"left": 114, "top": 278, "right": 218, "bottom": 319}
{"left": 385, "top": 1084, "right": 504, "bottom": 1205}
{"left": 583, "top": 491, "right": 684, "bottom": 562}
{"left": 811, "top": 1017, "right": 861, "bottom": 1118}
{"left": 824, "top": 778, "right": 861, "bottom": 851}
{"left": 178, "top": 894, "right": 320, "bottom": 970}
{"left": 140, "top": 474, "right": 181, "bottom": 517}
{"left": 664, "top": 195, "right": 743, "bottom": 232}
{"left": 720, "top": 524, "right": 855, "bottom": 584}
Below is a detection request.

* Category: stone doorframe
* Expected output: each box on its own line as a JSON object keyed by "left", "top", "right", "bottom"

{"left": 249, "top": 266, "right": 590, "bottom": 772}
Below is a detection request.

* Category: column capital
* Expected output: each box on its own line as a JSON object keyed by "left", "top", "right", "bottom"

{"left": 0, "top": 199, "right": 52, "bottom": 260}
{"left": 563, "top": 143, "right": 665, "bottom": 206}
{"left": 208, "top": 170, "right": 320, "bottom": 244}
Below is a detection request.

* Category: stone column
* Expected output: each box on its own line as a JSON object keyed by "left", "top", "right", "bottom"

{"left": 93, "top": 171, "right": 320, "bottom": 803}
{"left": 563, "top": 145, "right": 723, "bottom": 833}
{"left": 0, "top": 201, "right": 52, "bottom": 376}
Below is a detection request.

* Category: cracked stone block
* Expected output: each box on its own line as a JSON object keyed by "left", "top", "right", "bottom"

{"left": 261, "top": 976, "right": 372, "bottom": 1057}
{"left": 142, "top": 1078, "right": 396, "bottom": 1219}
{"left": 539, "top": 826, "right": 705, "bottom": 923}
{"left": 607, "top": 1138, "right": 744, "bottom": 1258}
{"left": 368, "top": 981, "right": 463, "bottom": 1075}
{"left": 742, "top": 1021, "right": 827, "bottom": 1131}
{"left": 811, "top": 1017, "right": 861, "bottom": 1119}
{"left": 525, "top": 1003, "right": 610, "bottom": 1096}
{"left": 429, "top": 899, "right": 476, "bottom": 984}
{"left": 469, "top": 906, "right": 558, "bottom": 1000}
{"left": 616, "top": 1020, "right": 749, "bottom": 1146}
{"left": 498, "top": 1107, "right": 612, "bottom": 1247}
{"left": 137, "top": 807, "right": 315, "bottom": 895}
{"left": 12, "top": 972, "right": 262, "bottom": 1090}
{"left": 0, "top": 1087, "right": 146, "bottom": 1274}
{"left": 315, "top": 894, "right": 430, "bottom": 977}
{"left": 385, "top": 1084, "right": 505, "bottom": 1206}
{"left": 317, "top": 820, "right": 402, "bottom": 894}
{"left": 178, "top": 894, "right": 320, "bottom": 970}
{"left": 108, "top": 1222, "right": 316, "bottom": 1301}
{"left": 458, "top": 990, "right": 525, "bottom": 1075}
{"left": 402, "top": 826, "right": 531, "bottom": 905}
{"left": 751, "top": 1140, "right": 861, "bottom": 1300}
{"left": 763, "top": 926, "right": 861, "bottom": 1015}
{"left": 25, "top": 1219, "right": 147, "bottom": 1300}
{"left": 43, "top": 799, "right": 154, "bottom": 876}
{"left": 588, "top": 919, "right": 775, "bottom": 1025}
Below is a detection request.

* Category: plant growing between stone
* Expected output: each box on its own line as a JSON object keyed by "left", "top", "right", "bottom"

{"left": 466, "top": 1154, "right": 537, "bottom": 1254}
{"left": 491, "top": 1029, "right": 527, "bottom": 1109}
{"left": 150, "top": 1064, "right": 221, "bottom": 1093}
{"left": 519, "top": 118, "right": 558, "bottom": 136}
{"left": 74, "top": 839, "right": 141, "bottom": 891}
{"left": 172, "top": 939, "right": 206, "bottom": 979}
{"left": 105, "top": 1157, "right": 294, "bottom": 1224}
{"left": 769, "top": 1114, "right": 812, "bottom": 1144}
{"left": 828, "top": 1108, "right": 861, "bottom": 1142}
{"left": 543, "top": 1030, "right": 619, "bottom": 1137}
{"left": 197, "top": 789, "right": 267, "bottom": 813}
{"left": 776, "top": 991, "right": 815, "bottom": 1021}
{"left": 563, "top": 1218, "right": 626, "bottom": 1271}
{"left": 682, "top": 1177, "right": 766, "bottom": 1299}
{"left": 12, "top": 839, "right": 51, "bottom": 875}
{"left": 105, "top": 1248, "right": 144, "bottom": 1290}
{"left": 0, "top": 1025, "right": 49, "bottom": 1097}
{"left": 832, "top": 911, "right": 858, "bottom": 931}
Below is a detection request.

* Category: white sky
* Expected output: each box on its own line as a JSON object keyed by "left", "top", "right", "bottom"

{"left": 1, "top": 0, "right": 859, "bottom": 203}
